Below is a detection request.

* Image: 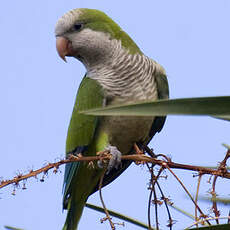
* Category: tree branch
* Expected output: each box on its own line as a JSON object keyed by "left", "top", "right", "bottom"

{"left": 1, "top": 153, "right": 230, "bottom": 190}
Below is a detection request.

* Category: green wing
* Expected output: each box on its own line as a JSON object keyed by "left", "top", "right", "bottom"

{"left": 63, "top": 76, "right": 104, "bottom": 208}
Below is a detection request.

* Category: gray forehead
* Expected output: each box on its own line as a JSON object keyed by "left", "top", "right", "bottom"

{"left": 55, "top": 9, "right": 83, "bottom": 36}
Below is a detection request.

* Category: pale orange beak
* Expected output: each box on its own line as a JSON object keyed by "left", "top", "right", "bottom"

{"left": 56, "top": 37, "right": 73, "bottom": 62}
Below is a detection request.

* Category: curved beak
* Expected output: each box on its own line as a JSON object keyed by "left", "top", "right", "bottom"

{"left": 56, "top": 37, "right": 72, "bottom": 62}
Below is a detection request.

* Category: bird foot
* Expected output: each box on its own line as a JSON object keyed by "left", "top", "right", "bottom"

{"left": 97, "top": 145, "right": 122, "bottom": 173}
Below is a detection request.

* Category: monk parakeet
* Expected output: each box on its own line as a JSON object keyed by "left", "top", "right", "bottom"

{"left": 55, "top": 8, "right": 169, "bottom": 230}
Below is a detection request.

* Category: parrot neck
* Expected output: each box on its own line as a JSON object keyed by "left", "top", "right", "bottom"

{"left": 86, "top": 41, "right": 160, "bottom": 101}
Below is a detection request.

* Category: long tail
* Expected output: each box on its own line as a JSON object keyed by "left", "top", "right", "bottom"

{"left": 62, "top": 197, "right": 87, "bottom": 230}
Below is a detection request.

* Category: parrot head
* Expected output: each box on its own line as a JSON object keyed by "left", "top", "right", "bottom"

{"left": 55, "top": 8, "right": 141, "bottom": 66}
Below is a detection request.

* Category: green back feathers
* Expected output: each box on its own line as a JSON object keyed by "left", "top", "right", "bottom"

{"left": 77, "top": 8, "right": 142, "bottom": 55}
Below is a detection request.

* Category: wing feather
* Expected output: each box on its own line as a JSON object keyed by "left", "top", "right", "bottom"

{"left": 63, "top": 76, "right": 104, "bottom": 209}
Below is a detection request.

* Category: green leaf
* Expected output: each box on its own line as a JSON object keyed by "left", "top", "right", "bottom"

{"left": 190, "top": 224, "right": 230, "bottom": 229}
{"left": 200, "top": 196, "right": 230, "bottom": 205}
{"left": 4, "top": 226, "right": 24, "bottom": 230}
{"left": 214, "top": 115, "right": 230, "bottom": 121}
{"left": 222, "top": 143, "right": 230, "bottom": 150}
{"left": 85, "top": 203, "right": 155, "bottom": 230}
{"left": 167, "top": 201, "right": 196, "bottom": 220}
{"left": 81, "top": 96, "right": 230, "bottom": 117}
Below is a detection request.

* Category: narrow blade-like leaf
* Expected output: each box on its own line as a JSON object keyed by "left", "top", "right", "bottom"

{"left": 82, "top": 96, "right": 230, "bottom": 117}
{"left": 214, "top": 115, "right": 230, "bottom": 121}
{"left": 190, "top": 224, "right": 230, "bottom": 229}
{"left": 85, "top": 203, "right": 154, "bottom": 230}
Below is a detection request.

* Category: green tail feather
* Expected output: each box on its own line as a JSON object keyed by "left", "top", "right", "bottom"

{"left": 62, "top": 197, "right": 86, "bottom": 230}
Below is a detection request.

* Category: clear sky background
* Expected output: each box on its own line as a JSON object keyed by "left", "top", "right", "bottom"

{"left": 1, "top": 1, "right": 230, "bottom": 230}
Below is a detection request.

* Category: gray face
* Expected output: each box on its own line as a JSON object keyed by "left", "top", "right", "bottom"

{"left": 65, "top": 28, "right": 116, "bottom": 67}
{"left": 55, "top": 11, "right": 117, "bottom": 68}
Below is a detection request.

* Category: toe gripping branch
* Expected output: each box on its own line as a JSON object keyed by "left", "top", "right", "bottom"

{"left": 97, "top": 146, "right": 122, "bottom": 173}
{"left": 97, "top": 143, "right": 157, "bottom": 171}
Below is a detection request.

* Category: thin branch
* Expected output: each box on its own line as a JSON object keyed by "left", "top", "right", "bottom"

{"left": 99, "top": 169, "right": 115, "bottom": 230}
{"left": 153, "top": 187, "right": 159, "bottom": 230}
{"left": 210, "top": 148, "right": 230, "bottom": 224}
{"left": 211, "top": 175, "right": 219, "bottom": 224}
{"left": 195, "top": 174, "right": 202, "bottom": 227}
{"left": 164, "top": 164, "right": 211, "bottom": 226}
{"left": 147, "top": 164, "right": 154, "bottom": 230}
{"left": 156, "top": 181, "right": 174, "bottom": 229}
{"left": 2, "top": 150, "right": 230, "bottom": 228}
{"left": 146, "top": 163, "right": 164, "bottom": 230}
{"left": 1, "top": 153, "right": 230, "bottom": 191}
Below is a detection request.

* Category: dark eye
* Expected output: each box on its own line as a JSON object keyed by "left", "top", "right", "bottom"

{"left": 73, "top": 24, "right": 82, "bottom": 31}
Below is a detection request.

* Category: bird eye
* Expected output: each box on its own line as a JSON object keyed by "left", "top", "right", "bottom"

{"left": 73, "top": 24, "right": 82, "bottom": 31}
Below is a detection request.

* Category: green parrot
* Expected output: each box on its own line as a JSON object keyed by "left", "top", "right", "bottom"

{"left": 55, "top": 8, "right": 169, "bottom": 230}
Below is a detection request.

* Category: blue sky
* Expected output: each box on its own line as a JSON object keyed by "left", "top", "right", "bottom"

{"left": 1, "top": 1, "right": 230, "bottom": 229}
